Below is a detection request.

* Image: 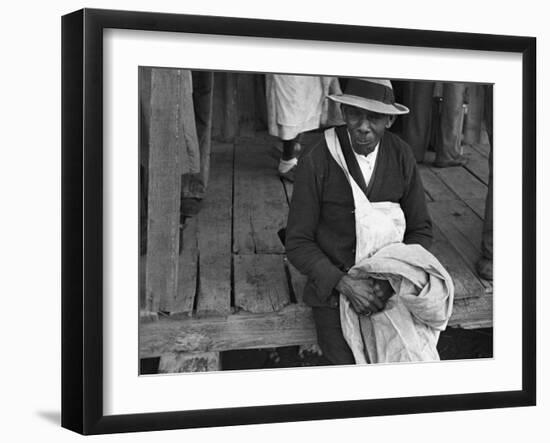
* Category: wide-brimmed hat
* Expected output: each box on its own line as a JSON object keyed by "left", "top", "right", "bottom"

{"left": 328, "top": 78, "right": 409, "bottom": 115}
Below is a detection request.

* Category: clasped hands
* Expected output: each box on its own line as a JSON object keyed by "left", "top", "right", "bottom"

{"left": 335, "top": 274, "right": 393, "bottom": 316}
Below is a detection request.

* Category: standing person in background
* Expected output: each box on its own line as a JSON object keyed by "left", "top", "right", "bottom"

{"left": 476, "top": 85, "right": 493, "bottom": 281}
{"left": 434, "top": 82, "right": 469, "bottom": 167}
{"left": 395, "top": 80, "right": 436, "bottom": 163}
{"left": 266, "top": 74, "right": 344, "bottom": 182}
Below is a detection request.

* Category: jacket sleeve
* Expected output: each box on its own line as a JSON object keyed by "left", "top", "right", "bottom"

{"left": 400, "top": 149, "right": 433, "bottom": 250}
{"left": 285, "top": 151, "right": 345, "bottom": 301}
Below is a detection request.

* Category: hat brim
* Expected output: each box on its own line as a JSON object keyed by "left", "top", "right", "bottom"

{"left": 328, "top": 94, "right": 409, "bottom": 115}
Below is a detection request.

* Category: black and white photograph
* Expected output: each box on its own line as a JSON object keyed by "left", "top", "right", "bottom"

{"left": 138, "top": 69, "right": 494, "bottom": 374}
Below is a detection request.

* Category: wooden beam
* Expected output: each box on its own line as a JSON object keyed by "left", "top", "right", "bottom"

{"left": 158, "top": 351, "right": 221, "bottom": 373}
{"left": 448, "top": 294, "right": 493, "bottom": 329}
{"left": 234, "top": 254, "right": 291, "bottom": 313}
{"left": 139, "top": 304, "right": 316, "bottom": 357}
{"left": 145, "top": 68, "right": 190, "bottom": 312}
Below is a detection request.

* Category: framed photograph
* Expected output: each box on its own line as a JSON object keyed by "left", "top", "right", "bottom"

{"left": 61, "top": 8, "right": 536, "bottom": 435}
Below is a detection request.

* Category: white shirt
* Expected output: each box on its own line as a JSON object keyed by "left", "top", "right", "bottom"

{"left": 350, "top": 140, "right": 380, "bottom": 188}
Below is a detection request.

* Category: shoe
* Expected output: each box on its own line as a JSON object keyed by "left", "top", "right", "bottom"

{"left": 433, "top": 157, "right": 468, "bottom": 168}
{"left": 476, "top": 257, "right": 493, "bottom": 281}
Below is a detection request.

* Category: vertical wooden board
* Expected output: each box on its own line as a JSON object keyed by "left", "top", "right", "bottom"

{"left": 428, "top": 200, "right": 485, "bottom": 282}
{"left": 234, "top": 254, "right": 290, "bottom": 313}
{"left": 145, "top": 68, "right": 185, "bottom": 313}
{"left": 172, "top": 217, "right": 198, "bottom": 315}
{"left": 195, "top": 142, "right": 234, "bottom": 316}
{"left": 223, "top": 73, "right": 239, "bottom": 142}
{"left": 178, "top": 69, "right": 201, "bottom": 175}
{"left": 211, "top": 71, "right": 226, "bottom": 141}
{"left": 429, "top": 225, "right": 486, "bottom": 299}
{"left": 237, "top": 73, "right": 257, "bottom": 137}
{"left": 287, "top": 260, "right": 308, "bottom": 305}
{"left": 462, "top": 144, "right": 490, "bottom": 185}
{"left": 233, "top": 141, "right": 288, "bottom": 254}
{"left": 418, "top": 164, "right": 457, "bottom": 201}
{"left": 431, "top": 164, "right": 487, "bottom": 202}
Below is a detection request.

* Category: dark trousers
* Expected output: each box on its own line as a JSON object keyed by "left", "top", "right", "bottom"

{"left": 399, "top": 81, "right": 435, "bottom": 162}
{"left": 312, "top": 306, "right": 355, "bottom": 365}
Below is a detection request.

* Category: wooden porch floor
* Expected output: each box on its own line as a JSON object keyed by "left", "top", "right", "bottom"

{"left": 140, "top": 131, "right": 492, "bottom": 359}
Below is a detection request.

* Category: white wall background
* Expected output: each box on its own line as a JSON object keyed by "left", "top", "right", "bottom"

{"left": 0, "top": 1, "right": 545, "bottom": 441}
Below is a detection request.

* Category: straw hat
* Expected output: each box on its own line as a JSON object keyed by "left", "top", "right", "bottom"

{"left": 328, "top": 78, "right": 409, "bottom": 115}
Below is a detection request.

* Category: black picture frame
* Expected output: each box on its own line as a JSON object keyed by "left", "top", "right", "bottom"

{"left": 61, "top": 8, "right": 536, "bottom": 435}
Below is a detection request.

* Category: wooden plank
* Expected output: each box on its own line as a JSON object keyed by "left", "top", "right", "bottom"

{"left": 286, "top": 260, "right": 308, "bottom": 305}
{"left": 234, "top": 254, "right": 291, "bottom": 313}
{"left": 233, "top": 140, "right": 288, "bottom": 254}
{"left": 145, "top": 68, "right": 189, "bottom": 313}
{"left": 431, "top": 164, "right": 487, "bottom": 202}
{"left": 140, "top": 304, "right": 316, "bottom": 357}
{"left": 158, "top": 351, "right": 221, "bottom": 373}
{"left": 464, "top": 198, "right": 487, "bottom": 219}
{"left": 418, "top": 164, "right": 457, "bottom": 201}
{"left": 463, "top": 143, "right": 490, "bottom": 185}
{"left": 429, "top": 200, "right": 483, "bottom": 264}
{"left": 428, "top": 200, "right": 491, "bottom": 292}
{"left": 430, "top": 225, "right": 486, "bottom": 300}
{"left": 195, "top": 143, "right": 234, "bottom": 316}
{"left": 448, "top": 294, "right": 493, "bottom": 329}
{"left": 172, "top": 217, "right": 198, "bottom": 315}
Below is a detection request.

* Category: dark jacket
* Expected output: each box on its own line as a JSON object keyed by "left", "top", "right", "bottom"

{"left": 285, "top": 126, "right": 432, "bottom": 307}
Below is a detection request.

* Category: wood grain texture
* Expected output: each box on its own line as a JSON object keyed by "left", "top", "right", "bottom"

{"left": 140, "top": 304, "right": 316, "bottom": 357}
{"left": 172, "top": 217, "right": 198, "bottom": 315}
{"left": 145, "top": 68, "right": 186, "bottom": 313}
{"left": 234, "top": 254, "right": 290, "bottom": 313}
{"left": 195, "top": 142, "right": 234, "bottom": 316}
{"left": 448, "top": 294, "right": 493, "bottom": 329}
{"left": 158, "top": 351, "right": 221, "bottom": 373}
{"left": 429, "top": 200, "right": 483, "bottom": 264}
{"left": 430, "top": 224, "right": 486, "bottom": 299}
{"left": 431, "top": 164, "right": 486, "bottom": 202}
{"left": 418, "top": 164, "right": 457, "bottom": 201}
{"left": 233, "top": 140, "right": 288, "bottom": 254}
{"left": 428, "top": 200, "right": 492, "bottom": 293}
{"left": 462, "top": 143, "right": 490, "bottom": 185}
